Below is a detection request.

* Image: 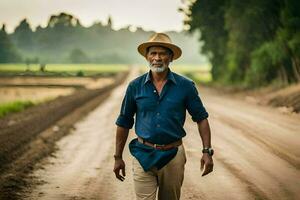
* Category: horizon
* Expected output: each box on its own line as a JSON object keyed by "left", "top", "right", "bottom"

{"left": 0, "top": 0, "right": 187, "bottom": 33}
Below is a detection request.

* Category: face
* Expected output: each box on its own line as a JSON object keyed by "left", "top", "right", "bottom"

{"left": 146, "top": 46, "right": 173, "bottom": 73}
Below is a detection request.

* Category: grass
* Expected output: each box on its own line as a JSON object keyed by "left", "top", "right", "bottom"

{"left": 0, "top": 100, "right": 35, "bottom": 118}
{"left": 0, "top": 64, "right": 211, "bottom": 82}
{"left": 0, "top": 63, "right": 130, "bottom": 117}
{"left": 184, "top": 71, "right": 212, "bottom": 83}
{"left": 139, "top": 64, "right": 212, "bottom": 83}
{"left": 0, "top": 64, "right": 129, "bottom": 76}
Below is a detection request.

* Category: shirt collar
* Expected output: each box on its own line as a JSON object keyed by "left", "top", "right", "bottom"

{"left": 144, "top": 68, "right": 177, "bottom": 85}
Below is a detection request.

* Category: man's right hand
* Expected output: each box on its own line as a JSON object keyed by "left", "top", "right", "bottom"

{"left": 113, "top": 159, "right": 126, "bottom": 181}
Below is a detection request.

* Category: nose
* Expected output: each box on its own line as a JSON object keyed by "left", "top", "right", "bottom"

{"left": 153, "top": 53, "right": 161, "bottom": 61}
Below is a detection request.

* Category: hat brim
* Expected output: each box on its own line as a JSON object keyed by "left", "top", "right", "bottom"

{"left": 137, "top": 42, "right": 182, "bottom": 60}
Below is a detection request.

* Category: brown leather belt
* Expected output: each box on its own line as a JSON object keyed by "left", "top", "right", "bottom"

{"left": 137, "top": 136, "right": 182, "bottom": 151}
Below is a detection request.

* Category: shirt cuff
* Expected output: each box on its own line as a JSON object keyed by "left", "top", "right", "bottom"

{"left": 192, "top": 111, "right": 209, "bottom": 122}
{"left": 115, "top": 114, "right": 134, "bottom": 129}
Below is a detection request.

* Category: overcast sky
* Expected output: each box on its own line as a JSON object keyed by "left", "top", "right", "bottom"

{"left": 0, "top": 0, "right": 187, "bottom": 33}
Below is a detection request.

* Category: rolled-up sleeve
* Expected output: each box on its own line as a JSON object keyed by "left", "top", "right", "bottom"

{"left": 185, "top": 81, "right": 208, "bottom": 122}
{"left": 115, "top": 83, "right": 136, "bottom": 129}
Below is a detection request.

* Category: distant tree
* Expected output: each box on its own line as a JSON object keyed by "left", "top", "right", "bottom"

{"left": 8, "top": 12, "right": 206, "bottom": 65}
{"left": 40, "top": 63, "right": 46, "bottom": 72}
{"left": 69, "top": 48, "right": 89, "bottom": 63}
{"left": 48, "top": 12, "right": 80, "bottom": 28}
{"left": 0, "top": 24, "right": 21, "bottom": 63}
{"left": 31, "top": 13, "right": 83, "bottom": 58}
{"left": 25, "top": 57, "right": 39, "bottom": 71}
{"left": 12, "top": 19, "right": 34, "bottom": 51}
{"left": 107, "top": 15, "right": 113, "bottom": 28}
{"left": 25, "top": 58, "right": 31, "bottom": 71}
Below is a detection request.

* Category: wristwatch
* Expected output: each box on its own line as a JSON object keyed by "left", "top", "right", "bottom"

{"left": 202, "top": 147, "right": 214, "bottom": 156}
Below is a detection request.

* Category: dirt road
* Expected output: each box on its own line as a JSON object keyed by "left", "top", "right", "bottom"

{"left": 22, "top": 68, "right": 300, "bottom": 200}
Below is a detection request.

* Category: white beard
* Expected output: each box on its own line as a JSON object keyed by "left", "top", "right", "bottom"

{"left": 149, "top": 63, "right": 168, "bottom": 73}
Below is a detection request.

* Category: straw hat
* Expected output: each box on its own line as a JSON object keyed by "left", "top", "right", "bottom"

{"left": 137, "top": 33, "right": 182, "bottom": 60}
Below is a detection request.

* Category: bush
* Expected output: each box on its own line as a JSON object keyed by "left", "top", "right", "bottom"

{"left": 76, "top": 70, "right": 84, "bottom": 77}
{"left": 0, "top": 100, "right": 34, "bottom": 118}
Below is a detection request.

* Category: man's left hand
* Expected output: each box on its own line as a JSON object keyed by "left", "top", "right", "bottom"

{"left": 200, "top": 153, "right": 214, "bottom": 176}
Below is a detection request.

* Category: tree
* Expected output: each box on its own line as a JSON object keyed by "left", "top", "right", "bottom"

{"left": 107, "top": 15, "right": 113, "bottom": 29}
{"left": 224, "top": 0, "right": 282, "bottom": 82}
{"left": 12, "top": 19, "right": 34, "bottom": 51}
{"left": 0, "top": 24, "right": 21, "bottom": 63}
{"left": 183, "top": 0, "right": 299, "bottom": 86}
{"left": 48, "top": 12, "right": 80, "bottom": 28}
{"left": 69, "top": 48, "right": 89, "bottom": 63}
{"left": 182, "top": 0, "right": 229, "bottom": 81}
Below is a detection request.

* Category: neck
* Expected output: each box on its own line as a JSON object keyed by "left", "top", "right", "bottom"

{"left": 151, "top": 68, "right": 169, "bottom": 82}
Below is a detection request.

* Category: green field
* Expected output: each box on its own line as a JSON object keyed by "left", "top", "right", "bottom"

{"left": 0, "top": 63, "right": 129, "bottom": 117}
{"left": 140, "top": 64, "right": 212, "bottom": 83}
{"left": 0, "top": 63, "right": 211, "bottom": 117}
{"left": 0, "top": 64, "right": 129, "bottom": 76}
{"left": 0, "top": 63, "right": 211, "bottom": 82}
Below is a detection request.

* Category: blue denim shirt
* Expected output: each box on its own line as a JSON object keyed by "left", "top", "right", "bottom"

{"left": 116, "top": 69, "right": 208, "bottom": 171}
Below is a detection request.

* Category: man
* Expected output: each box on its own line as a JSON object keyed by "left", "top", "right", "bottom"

{"left": 113, "top": 33, "right": 214, "bottom": 200}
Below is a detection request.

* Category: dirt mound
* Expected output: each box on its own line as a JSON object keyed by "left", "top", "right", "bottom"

{"left": 263, "top": 84, "right": 300, "bottom": 113}
{"left": 205, "top": 83, "right": 300, "bottom": 114}
{"left": 0, "top": 71, "right": 128, "bottom": 199}
{"left": 0, "top": 71, "right": 128, "bottom": 170}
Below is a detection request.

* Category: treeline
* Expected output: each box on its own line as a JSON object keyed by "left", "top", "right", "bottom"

{"left": 183, "top": 0, "right": 300, "bottom": 86}
{"left": 0, "top": 13, "right": 206, "bottom": 65}
{"left": 0, "top": 25, "right": 22, "bottom": 63}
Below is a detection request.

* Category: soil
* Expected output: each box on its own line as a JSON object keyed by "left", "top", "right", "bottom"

{"left": 207, "top": 83, "right": 300, "bottom": 114}
{"left": 0, "top": 87, "right": 75, "bottom": 103}
{"left": 0, "top": 76, "right": 114, "bottom": 103}
{"left": 0, "top": 76, "right": 114, "bottom": 89}
{"left": 0, "top": 71, "right": 128, "bottom": 200}
{"left": 0, "top": 68, "right": 299, "bottom": 200}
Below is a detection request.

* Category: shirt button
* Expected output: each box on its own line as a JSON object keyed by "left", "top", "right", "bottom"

{"left": 153, "top": 90, "right": 157, "bottom": 93}
{"left": 157, "top": 112, "right": 160, "bottom": 116}
{"left": 157, "top": 124, "right": 160, "bottom": 127}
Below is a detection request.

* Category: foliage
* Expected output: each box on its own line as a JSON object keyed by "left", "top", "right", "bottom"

{"left": 183, "top": 0, "right": 300, "bottom": 86}
{"left": 0, "top": 100, "right": 34, "bottom": 118}
{"left": 11, "top": 19, "right": 34, "bottom": 51}
{"left": 69, "top": 48, "right": 90, "bottom": 63}
{"left": 0, "top": 25, "right": 21, "bottom": 63}
{"left": 3, "top": 12, "right": 207, "bottom": 65}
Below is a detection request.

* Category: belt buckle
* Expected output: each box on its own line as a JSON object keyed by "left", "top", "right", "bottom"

{"left": 154, "top": 143, "right": 165, "bottom": 149}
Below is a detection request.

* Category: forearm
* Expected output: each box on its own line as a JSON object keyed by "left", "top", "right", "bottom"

{"left": 197, "top": 118, "right": 212, "bottom": 148}
{"left": 115, "top": 125, "right": 130, "bottom": 157}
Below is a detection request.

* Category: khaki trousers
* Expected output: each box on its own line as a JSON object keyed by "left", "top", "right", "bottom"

{"left": 132, "top": 145, "right": 186, "bottom": 200}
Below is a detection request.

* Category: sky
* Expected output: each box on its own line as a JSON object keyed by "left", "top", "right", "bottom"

{"left": 0, "top": 0, "right": 187, "bottom": 33}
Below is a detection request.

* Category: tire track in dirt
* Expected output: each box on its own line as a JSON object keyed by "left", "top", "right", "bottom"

{"left": 19, "top": 71, "right": 300, "bottom": 200}
{"left": 182, "top": 121, "right": 261, "bottom": 200}
{"left": 216, "top": 116, "right": 299, "bottom": 169}
{"left": 196, "top": 86, "right": 300, "bottom": 200}
{"left": 23, "top": 68, "right": 139, "bottom": 200}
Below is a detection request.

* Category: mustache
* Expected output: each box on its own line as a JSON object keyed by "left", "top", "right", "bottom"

{"left": 150, "top": 62, "right": 163, "bottom": 66}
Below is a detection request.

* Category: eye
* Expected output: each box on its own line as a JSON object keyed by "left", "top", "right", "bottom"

{"left": 159, "top": 52, "right": 168, "bottom": 57}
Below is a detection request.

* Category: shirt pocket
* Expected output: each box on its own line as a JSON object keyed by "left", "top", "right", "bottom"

{"left": 136, "top": 97, "right": 157, "bottom": 112}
